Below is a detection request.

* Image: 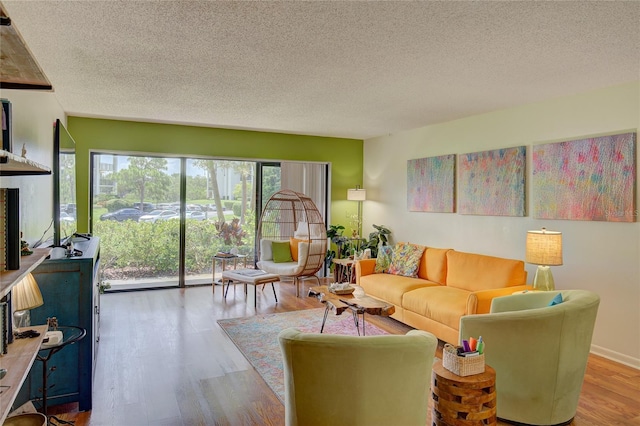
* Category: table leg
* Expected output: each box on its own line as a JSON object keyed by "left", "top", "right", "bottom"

{"left": 223, "top": 278, "right": 231, "bottom": 299}
{"left": 212, "top": 257, "right": 216, "bottom": 292}
{"left": 41, "top": 358, "right": 48, "bottom": 415}
{"left": 351, "top": 309, "right": 361, "bottom": 336}
{"left": 271, "top": 283, "right": 278, "bottom": 303}
{"left": 320, "top": 305, "right": 330, "bottom": 333}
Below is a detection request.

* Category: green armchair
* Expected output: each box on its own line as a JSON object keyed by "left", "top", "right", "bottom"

{"left": 459, "top": 290, "right": 599, "bottom": 426}
{"left": 278, "top": 328, "right": 438, "bottom": 426}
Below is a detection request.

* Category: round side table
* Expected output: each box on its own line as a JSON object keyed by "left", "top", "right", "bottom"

{"left": 431, "top": 360, "right": 497, "bottom": 426}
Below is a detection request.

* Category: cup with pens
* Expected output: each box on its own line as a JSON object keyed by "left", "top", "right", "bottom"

{"left": 442, "top": 336, "right": 486, "bottom": 376}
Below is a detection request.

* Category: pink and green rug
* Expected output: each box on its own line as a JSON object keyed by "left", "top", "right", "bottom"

{"left": 217, "top": 308, "right": 388, "bottom": 402}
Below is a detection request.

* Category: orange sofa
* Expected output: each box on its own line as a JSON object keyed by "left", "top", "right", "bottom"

{"left": 355, "top": 246, "right": 529, "bottom": 344}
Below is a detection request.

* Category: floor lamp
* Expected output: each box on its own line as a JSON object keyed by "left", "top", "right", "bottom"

{"left": 347, "top": 185, "right": 366, "bottom": 247}
{"left": 526, "top": 228, "right": 563, "bottom": 291}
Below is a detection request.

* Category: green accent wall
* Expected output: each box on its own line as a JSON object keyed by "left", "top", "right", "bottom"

{"left": 68, "top": 117, "right": 363, "bottom": 232}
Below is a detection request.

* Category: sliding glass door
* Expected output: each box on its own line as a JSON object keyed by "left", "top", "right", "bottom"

{"left": 183, "top": 159, "right": 256, "bottom": 286}
{"left": 91, "top": 152, "right": 328, "bottom": 291}
{"left": 92, "top": 153, "right": 182, "bottom": 290}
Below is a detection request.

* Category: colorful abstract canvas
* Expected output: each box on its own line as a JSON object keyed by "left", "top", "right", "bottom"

{"left": 407, "top": 154, "right": 455, "bottom": 212}
{"left": 532, "top": 133, "right": 636, "bottom": 222}
{"left": 459, "top": 146, "right": 526, "bottom": 216}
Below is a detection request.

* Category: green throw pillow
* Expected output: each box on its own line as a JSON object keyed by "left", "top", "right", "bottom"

{"left": 272, "top": 241, "right": 294, "bottom": 263}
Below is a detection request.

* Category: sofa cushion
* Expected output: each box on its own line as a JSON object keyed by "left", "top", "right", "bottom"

{"left": 446, "top": 250, "right": 526, "bottom": 291}
{"left": 417, "top": 247, "right": 451, "bottom": 284}
{"left": 375, "top": 245, "right": 394, "bottom": 273}
{"left": 403, "top": 286, "right": 471, "bottom": 331}
{"left": 257, "top": 259, "right": 303, "bottom": 275}
{"left": 359, "top": 274, "right": 438, "bottom": 306}
{"left": 272, "top": 241, "right": 294, "bottom": 263}
{"left": 388, "top": 243, "right": 426, "bottom": 277}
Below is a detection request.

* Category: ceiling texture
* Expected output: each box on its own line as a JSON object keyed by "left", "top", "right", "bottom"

{"left": 2, "top": 1, "right": 639, "bottom": 140}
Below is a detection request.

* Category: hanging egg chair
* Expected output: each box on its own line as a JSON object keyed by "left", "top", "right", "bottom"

{"left": 256, "top": 189, "right": 327, "bottom": 296}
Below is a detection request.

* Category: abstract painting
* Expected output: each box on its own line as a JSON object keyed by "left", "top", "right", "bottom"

{"left": 532, "top": 133, "right": 636, "bottom": 222}
{"left": 458, "top": 146, "right": 526, "bottom": 216}
{"left": 407, "top": 154, "right": 455, "bottom": 212}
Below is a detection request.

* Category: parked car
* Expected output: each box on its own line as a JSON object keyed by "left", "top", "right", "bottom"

{"left": 139, "top": 210, "right": 178, "bottom": 223}
{"left": 100, "top": 208, "right": 143, "bottom": 222}
{"left": 186, "top": 211, "right": 206, "bottom": 221}
{"left": 132, "top": 202, "right": 155, "bottom": 212}
{"left": 169, "top": 211, "right": 206, "bottom": 221}
{"left": 60, "top": 211, "right": 76, "bottom": 222}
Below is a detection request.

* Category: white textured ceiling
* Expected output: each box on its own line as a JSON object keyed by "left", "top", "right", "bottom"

{"left": 2, "top": 1, "right": 639, "bottom": 140}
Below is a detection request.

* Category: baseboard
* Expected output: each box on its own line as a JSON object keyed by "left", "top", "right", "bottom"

{"left": 591, "top": 344, "right": 640, "bottom": 370}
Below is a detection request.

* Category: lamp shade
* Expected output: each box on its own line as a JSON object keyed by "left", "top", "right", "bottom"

{"left": 347, "top": 187, "right": 366, "bottom": 201}
{"left": 526, "top": 229, "right": 563, "bottom": 266}
{"left": 12, "top": 273, "right": 44, "bottom": 311}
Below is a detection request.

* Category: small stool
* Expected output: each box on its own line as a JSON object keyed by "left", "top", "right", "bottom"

{"left": 221, "top": 269, "right": 279, "bottom": 307}
{"left": 431, "top": 360, "right": 497, "bottom": 426}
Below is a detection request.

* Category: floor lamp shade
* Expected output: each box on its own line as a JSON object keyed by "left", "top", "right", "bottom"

{"left": 12, "top": 273, "right": 44, "bottom": 329}
{"left": 526, "top": 229, "right": 562, "bottom": 291}
{"left": 347, "top": 187, "right": 366, "bottom": 201}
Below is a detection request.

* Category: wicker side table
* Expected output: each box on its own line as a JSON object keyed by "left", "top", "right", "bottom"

{"left": 432, "top": 360, "right": 497, "bottom": 426}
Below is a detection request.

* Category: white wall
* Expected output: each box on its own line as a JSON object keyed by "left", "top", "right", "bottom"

{"left": 0, "top": 89, "right": 65, "bottom": 245}
{"left": 364, "top": 81, "right": 640, "bottom": 368}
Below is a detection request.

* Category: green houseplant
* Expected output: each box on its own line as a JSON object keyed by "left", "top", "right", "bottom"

{"left": 362, "top": 224, "right": 391, "bottom": 258}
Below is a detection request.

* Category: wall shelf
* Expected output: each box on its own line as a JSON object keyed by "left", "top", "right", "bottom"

{"left": 0, "top": 247, "right": 51, "bottom": 299}
{"left": 0, "top": 150, "right": 51, "bottom": 176}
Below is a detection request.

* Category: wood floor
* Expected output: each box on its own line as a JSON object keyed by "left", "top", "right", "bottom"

{"left": 46, "top": 279, "right": 639, "bottom": 425}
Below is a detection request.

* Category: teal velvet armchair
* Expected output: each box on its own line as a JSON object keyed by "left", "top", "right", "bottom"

{"left": 459, "top": 290, "right": 599, "bottom": 426}
{"left": 278, "top": 328, "right": 438, "bottom": 426}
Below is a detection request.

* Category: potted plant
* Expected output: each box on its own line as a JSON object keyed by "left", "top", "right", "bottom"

{"left": 362, "top": 224, "right": 391, "bottom": 258}
{"left": 326, "top": 225, "right": 352, "bottom": 267}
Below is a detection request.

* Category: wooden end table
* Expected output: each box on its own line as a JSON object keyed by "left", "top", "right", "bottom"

{"left": 212, "top": 254, "right": 247, "bottom": 288}
{"left": 431, "top": 360, "right": 497, "bottom": 426}
{"left": 332, "top": 258, "right": 356, "bottom": 283}
{"left": 308, "top": 285, "right": 395, "bottom": 336}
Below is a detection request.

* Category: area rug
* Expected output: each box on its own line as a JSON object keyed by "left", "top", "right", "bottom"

{"left": 217, "top": 308, "right": 388, "bottom": 402}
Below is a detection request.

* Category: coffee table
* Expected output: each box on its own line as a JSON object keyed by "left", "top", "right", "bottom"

{"left": 308, "top": 285, "right": 395, "bottom": 335}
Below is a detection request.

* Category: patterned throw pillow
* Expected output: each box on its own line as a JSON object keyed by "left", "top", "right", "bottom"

{"left": 388, "top": 243, "right": 426, "bottom": 277}
{"left": 374, "top": 245, "right": 394, "bottom": 273}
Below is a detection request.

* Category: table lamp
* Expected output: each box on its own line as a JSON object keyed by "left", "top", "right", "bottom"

{"left": 12, "top": 272, "right": 44, "bottom": 331}
{"left": 525, "top": 228, "right": 563, "bottom": 291}
{"left": 347, "top": 185, "right": 366, "bottom": 240}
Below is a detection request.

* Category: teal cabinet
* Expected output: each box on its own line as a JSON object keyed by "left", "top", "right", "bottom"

{"left": 18, "top": 237, "right": 100, "bottom": 412}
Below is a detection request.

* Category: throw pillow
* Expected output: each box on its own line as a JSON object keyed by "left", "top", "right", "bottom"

{"left": 272, "top": 241, "right": 293, "bottom": 263}
{"left": 548, "top": 293, "right": 563, "bottom": 306}
{"left": 375, "top": 245, "right": 394, "bottom": 273}
{"left": 388, "top": 243, "right": 426, "bottom": 277}
{"left": 289, "top": 237, "right": 309, "bottom": 262}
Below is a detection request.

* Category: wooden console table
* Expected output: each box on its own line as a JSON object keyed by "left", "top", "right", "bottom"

{"left": 0, "top": 324, "right": 48, "bottom": 423}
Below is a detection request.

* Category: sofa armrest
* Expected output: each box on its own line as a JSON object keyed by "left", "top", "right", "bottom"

{"left": 355, "top": 259, "right": 376, "bottom": 283}
{"left": 466, "top": 285, "right": 533, "bottom": 314}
